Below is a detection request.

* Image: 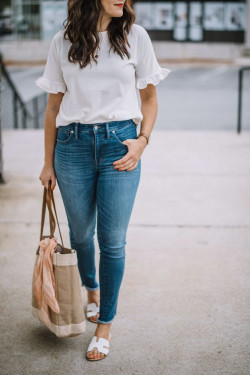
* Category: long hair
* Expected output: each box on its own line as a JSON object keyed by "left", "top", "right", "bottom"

{"left": 62, "top": 0, "right": 136, "bottom": 68}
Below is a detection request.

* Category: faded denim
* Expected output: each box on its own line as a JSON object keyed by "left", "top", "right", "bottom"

{"left": 54, "top": 119, "right": 141, "bottom": 324}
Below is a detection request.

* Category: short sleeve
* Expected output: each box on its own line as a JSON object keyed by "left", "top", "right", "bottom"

{"left": 35, "top": 33, "right": 67, "bottom": 94}
{"left": 135, "top": 26, "right": 171, "bottom": 89}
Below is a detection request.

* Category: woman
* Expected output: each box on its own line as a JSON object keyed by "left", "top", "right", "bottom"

{"left": 36, "top": 0, "right": 170, "bottom": 361}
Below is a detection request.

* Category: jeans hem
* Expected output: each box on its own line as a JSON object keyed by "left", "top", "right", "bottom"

{"left": 84, "top": 285, "right": 99, "bottom": 291}
{"left": 96, "top": 316, "right": 115, "bottom": 324}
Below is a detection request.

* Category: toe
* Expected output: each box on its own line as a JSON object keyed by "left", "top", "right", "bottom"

{"left": 87, "top": 349, "right": 105, "bottom": 360}
{"left": 87, "top": 349, "right": 97, "bottom": 359}
{"left": 89, "top": 313, "right": 99, "bottom": 322}
{"left": 97, "top": 351, "right": 104, "bottom": 359}
{"left": 87, "top": 352, "right": 93, "bottom": 359}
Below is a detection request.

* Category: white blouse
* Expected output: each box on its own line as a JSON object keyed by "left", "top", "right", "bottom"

{"left": 35, "top": 23, "right": 171, "bottom": 127}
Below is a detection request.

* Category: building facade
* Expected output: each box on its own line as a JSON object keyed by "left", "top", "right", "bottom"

{"left": 0, "top": 0, "right": 247, "bottom": 43}
{"left": 0, "top": 1, "right": 249, "bottom": 62}
{"left": 134, "top": 1, "right": 246, "bottom": 43}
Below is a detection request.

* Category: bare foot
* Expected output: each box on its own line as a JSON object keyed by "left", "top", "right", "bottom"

{"left": 86, "top": 323, "right": 111, "bottom": 360}
{"left": 87, "top": 289, "right": 100, "bottom": 323}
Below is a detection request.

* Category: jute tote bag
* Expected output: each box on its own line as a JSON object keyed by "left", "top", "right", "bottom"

{"left": 31, "top": 181, "right": 86, "bottom": 338}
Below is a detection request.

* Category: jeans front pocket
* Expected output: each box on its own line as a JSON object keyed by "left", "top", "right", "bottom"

{"left": 111, "top": 129, "right": 128, "bottom": 148}
{"left": 56, "top": 127, "right": 74, "bottom": 143}
{"left": 111, "top": 125, "right": 138, "bottom": 148}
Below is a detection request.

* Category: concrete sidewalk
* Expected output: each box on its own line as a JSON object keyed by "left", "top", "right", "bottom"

{"left": 0, "top": 129, "right": 250, "bottom": 375}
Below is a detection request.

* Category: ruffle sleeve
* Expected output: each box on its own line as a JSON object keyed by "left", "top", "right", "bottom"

{"left": 35, "top": 32, "right": 67, "bottom": 94}
{"left": 136, "top": 67, "right": 171, "bottom": 90}
{"left": 135, "top": 25, "right": 171, "bottom": 89}
{"left": 35, "top": 76, "right": 66, "bottom": 94}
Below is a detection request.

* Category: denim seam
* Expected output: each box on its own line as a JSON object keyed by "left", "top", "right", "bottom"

{"left": 56, "top": 131, "right": 73, "bottom": 143}
{"left": 102, "top": 259, "right": 109, "bottom": 320}
{"left": 97, "top": 219, "right": 110, "bottom": 321}
{"left": 99, "top": 235, "right": 109, "bottom": 308}
{"left": 111, "top": 131, "right": 128, "bottom": 148}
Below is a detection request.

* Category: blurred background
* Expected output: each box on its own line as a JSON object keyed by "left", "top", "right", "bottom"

{"left": 0, "top": 0, "right": 250, "bottom": 133}
{"left": 0, "top": 2, "right": 250, "bottom": 375}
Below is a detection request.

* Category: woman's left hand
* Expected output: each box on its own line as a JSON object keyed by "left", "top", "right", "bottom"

{"left": 113, "top": 137, "right": 147, "bottom": 172}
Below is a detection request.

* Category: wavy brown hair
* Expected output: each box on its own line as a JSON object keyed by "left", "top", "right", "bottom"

{"left": 62, "top": 0, "right": 136, "bottom": 68}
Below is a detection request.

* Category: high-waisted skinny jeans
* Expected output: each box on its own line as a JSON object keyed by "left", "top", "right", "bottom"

{"left": 53, "top": 119, "right": 141, "bottom": 324}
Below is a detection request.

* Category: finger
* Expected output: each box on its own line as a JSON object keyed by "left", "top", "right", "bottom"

{"left": 126, "top": 160, "right": 138, "bottom": 170}
{"left": 126, "top": 161, "right": 138, "bottom": 172}
{"left": 116, "top": 155, "right": 137, "bottom": 170}
{"left": 47, "top": 180, "right": 52, "bottom": 190}
{"left": 115, "top": 160, "right": 133, "bottom": 170}
{"left": 118, "top": 159, "right": 136, "bottom": 171}
{"left": 113, "top": 154, "right": 130, "bottom": 167}
{"left": 51, "top": 177, "right": 56, "bottom": 190}
{"left": 114, "top": 155, "right": 135, "bottom": 169}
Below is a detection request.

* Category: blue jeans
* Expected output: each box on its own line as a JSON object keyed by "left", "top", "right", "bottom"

{"left": 54, "top": 119, "right": 141, "bottom": 324}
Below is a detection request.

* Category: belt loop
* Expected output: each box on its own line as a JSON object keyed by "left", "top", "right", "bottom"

{"left": 106, "top": 123, "right": 110, "bottom": 139}
{"left": 75, "top": 123, "right": 78, "bottom": 140}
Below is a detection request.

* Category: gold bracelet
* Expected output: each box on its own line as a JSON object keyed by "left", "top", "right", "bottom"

{"left": 138, "top": 132, "right": 150, "bottom": 145}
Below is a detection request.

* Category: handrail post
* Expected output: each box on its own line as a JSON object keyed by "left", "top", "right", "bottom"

{"left": 237, "top": 68, "right": 243, "bottom": 134}
{"left": 22, "top": 106, "right": 27, "bottom": 129}
{"left": 33, "top": 97, "right": 39, "bottom": 128}
{"left": 237, "top": 66, "right": 250, "bottom": 134}
{"left": 14, "top": 92, "right": 18, "bottom": 129}
{"left": 0, "top": 53, "right": 5, "bottom": 183}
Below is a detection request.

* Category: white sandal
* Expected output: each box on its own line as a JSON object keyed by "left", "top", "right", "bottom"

{"left": 86, "top": 302, "right": 100, "bottom": 323}
{"left": 86, "top": 333, "right": 112, "bottom": 361}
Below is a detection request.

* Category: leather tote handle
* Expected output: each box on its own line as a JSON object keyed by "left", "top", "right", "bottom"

{"left": 49, "top": 182, "right": 64, "bottom": 248}
{"left": 40, "top": 180, "right": 64, "bottom": 247}
{"left": 40, "top": 186, "right": 54, "bottom": 240}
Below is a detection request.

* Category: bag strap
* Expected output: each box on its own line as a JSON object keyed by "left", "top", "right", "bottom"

{"left": 39, "top": 181, "right": 64, "bottom": 247}
{"left": 49, "top": 183, "right": 64, "bottom": 248}
{"left": 40, "top": 186, "right": 54, "bottom": 240}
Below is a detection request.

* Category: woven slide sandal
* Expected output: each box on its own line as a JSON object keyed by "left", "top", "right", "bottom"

{"left": 86, "top": 333, "right": 112, "bottom": 361}
{"left": 86, "top": 302, "right": 100, "bottom": 323}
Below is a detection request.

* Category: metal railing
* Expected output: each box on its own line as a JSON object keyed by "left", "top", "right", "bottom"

{"left": 0, "top": 52, "right": 47, "bottom": 183}
{"left": 237, "top": 66, "right": 250, "bottom": 134}
{"left": 0, "top": 52, "right": 47, "bottom": 129}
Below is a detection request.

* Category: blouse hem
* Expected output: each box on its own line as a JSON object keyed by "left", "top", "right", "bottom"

{"left": 136, "top": 68, "right": 171, "bottom": 89}
{"left": 35, "top": 76, "right": 67, "bottom": 94}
